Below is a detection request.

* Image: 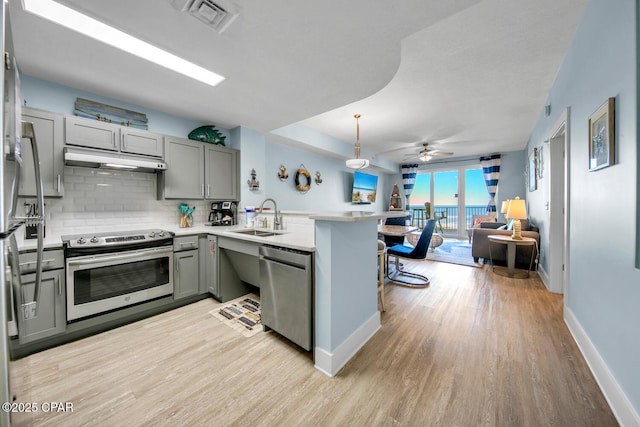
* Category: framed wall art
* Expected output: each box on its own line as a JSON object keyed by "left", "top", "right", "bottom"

{"left": 588, "top": 97, "right": 615, "bottom": 171}
{"left": 528, "top": 148, "right": 537, "bottom": 192}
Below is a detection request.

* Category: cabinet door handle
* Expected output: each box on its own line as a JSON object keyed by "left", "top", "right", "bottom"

{"left": 121, "top": 132, "right": 126, "bottom": 149}
{"left": 19, "top": 259, "right": 56, "bottom": 267}
{"left": 175, "top": 258, "right": 179, "bottom": 272}
{"left": 56, "top": 275, "right": 61, "bottom": 295}
{"left": 113, "top": 132, "right": 117, "bottom": 148}
{"left": 207, "top": 184, "right": 210, "bottom": 197}
{"left": 56, "top": 174, "right": 61, "bottom": 193}
{"left": 201, "top": 184, "right": 205, "bottom": 197}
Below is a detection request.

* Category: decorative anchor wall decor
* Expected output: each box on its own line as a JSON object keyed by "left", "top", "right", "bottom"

{"left": 278, "top": 165, "right": 289, "bottom": 181}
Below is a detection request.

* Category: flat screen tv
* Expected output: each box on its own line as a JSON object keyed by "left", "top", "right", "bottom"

{"left": 352, "top": 171, "right": 378, "bottom": 204}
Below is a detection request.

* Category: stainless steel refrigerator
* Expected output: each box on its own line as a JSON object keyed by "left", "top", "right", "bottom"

{"left": 1, "top": 4, "right": 45, "bottom": 426}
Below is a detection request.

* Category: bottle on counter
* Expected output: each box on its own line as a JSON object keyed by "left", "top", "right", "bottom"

{"left": 245, "top": 206, "right": 255, "bottom": 227}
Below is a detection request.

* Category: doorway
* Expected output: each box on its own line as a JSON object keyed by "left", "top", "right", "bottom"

{"left": 548, "top": 109, "right": 569, "bottom": 295}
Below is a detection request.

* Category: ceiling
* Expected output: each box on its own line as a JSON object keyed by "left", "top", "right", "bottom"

{"left": 8, "top": 0, "right": 586, "bottom": 166}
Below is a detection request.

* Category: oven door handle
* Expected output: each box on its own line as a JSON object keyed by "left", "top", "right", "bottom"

{"left": 67, "top": 248, "right": 172, "bottom": 266}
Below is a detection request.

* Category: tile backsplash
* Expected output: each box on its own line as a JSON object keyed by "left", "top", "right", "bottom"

{"left": 20, "top": 166, "right": 212, "bottom": 235}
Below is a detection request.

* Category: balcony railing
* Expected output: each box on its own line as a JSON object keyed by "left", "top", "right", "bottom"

{"left": 409, "top": 205, "right": 488, "bottom": 231}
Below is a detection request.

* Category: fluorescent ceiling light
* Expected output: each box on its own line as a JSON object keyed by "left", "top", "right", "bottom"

{"left": 22, "top": 0, "right": 225, "bottom": 87}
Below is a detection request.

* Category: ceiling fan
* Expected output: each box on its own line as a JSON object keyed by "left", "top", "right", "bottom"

{"left": 409, "top": 143, "right": 454, "bottom": 162}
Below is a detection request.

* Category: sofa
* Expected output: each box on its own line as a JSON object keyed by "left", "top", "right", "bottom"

{"left": 471, "top": 220, "right": 539, "bottom": 266}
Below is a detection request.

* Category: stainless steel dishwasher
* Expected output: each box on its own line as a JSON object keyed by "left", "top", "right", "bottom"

{"left": 259, "top": 245, "right": 313, "bottom": 351}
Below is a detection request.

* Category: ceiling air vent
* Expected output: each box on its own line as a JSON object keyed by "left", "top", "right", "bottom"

{"left": 170, "top": 0, "right": 239, "bottom": 33}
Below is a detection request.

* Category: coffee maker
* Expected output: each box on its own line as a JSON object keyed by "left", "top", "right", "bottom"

{"left": 207, "top": 201, "right": 236, "bottom": 226}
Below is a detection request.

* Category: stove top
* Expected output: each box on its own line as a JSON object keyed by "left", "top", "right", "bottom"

{"left": 62, "top": 229, "right": 174, "bottom": 249}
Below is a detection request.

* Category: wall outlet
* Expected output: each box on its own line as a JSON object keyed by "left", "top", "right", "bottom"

{"left": 22, "top": 302, "right": 37, "bottom": 320}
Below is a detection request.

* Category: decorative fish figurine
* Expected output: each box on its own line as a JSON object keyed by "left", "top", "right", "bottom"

{"left": 188, "top": 125, "right": 227, "bottom": 146}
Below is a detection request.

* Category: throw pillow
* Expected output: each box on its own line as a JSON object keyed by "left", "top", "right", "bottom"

{"left": 520, "top": 219, "right": 531, "bottom": 231}
{"left": 505, "top": 219, "right": 515, "bottom": 230}
{"left": 497, "top": 224, "right": 507, "bottom": 230}
{"left": 472, "top": 217, "right": 485, "bottom": 228}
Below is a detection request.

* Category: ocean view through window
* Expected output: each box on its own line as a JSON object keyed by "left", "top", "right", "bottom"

{"left": 409, "top": 167, "right": 489, "bottom": 235}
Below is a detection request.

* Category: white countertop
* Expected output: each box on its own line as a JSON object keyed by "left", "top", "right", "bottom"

{"left": 309, "top": 210, "right": 406, "bottom": 222}
{"left": 16, "top": 210, "right": 409, "bottom": 252}
{"left": 172, "top": 224, "right": 315, "bottom": 252}
{"left": 17, "top": 223, "right": 315, "bottom": 252}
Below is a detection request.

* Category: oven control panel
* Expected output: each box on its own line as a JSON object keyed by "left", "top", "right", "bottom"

{"left": 62, "top": 229, "right": 173, "bottom": 249}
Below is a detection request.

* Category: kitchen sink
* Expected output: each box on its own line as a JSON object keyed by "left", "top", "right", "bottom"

{"left": 230, "top": 229, "right": 285, "bottom": 237}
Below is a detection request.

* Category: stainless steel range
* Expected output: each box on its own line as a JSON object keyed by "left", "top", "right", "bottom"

{"left": 62, "top": 229, "right": 174, "bottom": 321}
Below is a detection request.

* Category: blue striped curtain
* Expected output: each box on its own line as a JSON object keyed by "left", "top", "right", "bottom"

{"left": 401, "top": 164, "right": 419, "bottom": 211}
{"left": 480, "top": 154, "right": 501, "bottom": 214}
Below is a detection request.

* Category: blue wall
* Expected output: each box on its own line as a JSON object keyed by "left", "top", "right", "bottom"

{"left": 526, "top": 0, "right": 639, "bottom": 420}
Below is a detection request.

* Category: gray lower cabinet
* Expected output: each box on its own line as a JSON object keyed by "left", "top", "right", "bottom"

{"left": 159, "top": 136, "right": 238, "bottom": 200}
{"left": 200, "top": 235, "right": 219, "bottom": 298}
{"left": 173, "top": 236, "right": 199, "bottom": 300}
{"left": 16, "top": 249, "right": 66, "bottom": 345}
{"left": 19, "top": 108, "right": 64, "bottom": 197}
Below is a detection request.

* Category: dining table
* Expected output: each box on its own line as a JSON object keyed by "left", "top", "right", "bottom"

{"left": 377, "top": 224, "right": 419, "bottom": 237}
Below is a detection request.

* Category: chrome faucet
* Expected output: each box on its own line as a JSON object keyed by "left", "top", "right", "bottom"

{"left": 258, "top": 198, "right": 283, "bottom": 230}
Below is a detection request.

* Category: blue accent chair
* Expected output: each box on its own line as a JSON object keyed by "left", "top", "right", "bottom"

{"left": 386, "top": 219, "right": 437, "bottom": 287}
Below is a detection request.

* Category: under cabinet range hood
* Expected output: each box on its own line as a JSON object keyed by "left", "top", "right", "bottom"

{"left": 64, "top": 147, "right": 168, "bottom": 172}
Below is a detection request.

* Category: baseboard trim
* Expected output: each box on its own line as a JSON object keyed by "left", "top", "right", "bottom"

{"left": 314, "top": 311, "right": 381, "bottom": 377}
{"left": 537, "top": 264, "right": 551, "bottom": 291}
{"left": 564, "top": 308, "right": 640, "bottom": 427}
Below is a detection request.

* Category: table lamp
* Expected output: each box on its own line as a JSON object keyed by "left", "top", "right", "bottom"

{"left": 501, "top": 200, "right": 510, "bottom": 222}
{"left": 506, "top": 196, "right": 527, "bottom": 240}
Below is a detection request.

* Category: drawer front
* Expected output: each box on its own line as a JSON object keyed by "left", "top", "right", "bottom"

{"left": 19, "top": 249, "right": 64, "bottom": 274}
{"left": 173, "top": 235, "right": 199, "bottom": 252}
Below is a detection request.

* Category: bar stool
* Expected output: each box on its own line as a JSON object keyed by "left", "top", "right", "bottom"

{"left": 377, "top": 240, "right": 386, "bottom": 311}
{"left": 411, "top": 207, "right": 426, "bottom": 229}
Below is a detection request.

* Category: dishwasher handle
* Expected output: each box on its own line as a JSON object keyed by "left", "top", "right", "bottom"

{"left": 259, "top": 246, "right": 311, "bottom": 270}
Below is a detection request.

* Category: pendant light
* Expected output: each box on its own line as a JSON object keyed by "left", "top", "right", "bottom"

{"left": 346, "top": 114, "right": 370, "bottom": 169}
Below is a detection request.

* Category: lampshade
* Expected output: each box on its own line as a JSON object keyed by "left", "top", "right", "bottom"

{"left": 506, "top": 197, "right": 527, "bottom": 219}
{"left": 346, "top": 158, "right": 369, "bottom": 169}
{"left": 346, "top": 114, "right": 369, "bottom": 169}
{"left": 501, "top": 200, "right": 510, "bottom": 214}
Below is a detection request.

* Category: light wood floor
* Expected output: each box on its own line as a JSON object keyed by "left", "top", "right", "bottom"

{"left": 10, "top": 261, "right": 617, "bottom": 426}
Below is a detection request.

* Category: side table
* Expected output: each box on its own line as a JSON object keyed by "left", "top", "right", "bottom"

{"left": 487, "top": 235, "right": 537, "bottom": 278}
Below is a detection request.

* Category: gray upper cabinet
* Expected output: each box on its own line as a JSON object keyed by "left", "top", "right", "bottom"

{"left": 20, "top": 108, "right": 64, "bottom": 197}
{"left": 65, "top": 116, "right": 163, "bottom": 157}
{"left": 65, "top": 116, "right": 120, "bottom": 151}
{"left": 162, "top": 136, "right": 205, "bottom": 199}
{"left": 121, "top": 128, "right": 163, "bottom": 157}
{"left": 205, "top": 144, "right": 238, "bottom": 200}
{"left": 159, "top": 136, "right": 238, "bottom": 200}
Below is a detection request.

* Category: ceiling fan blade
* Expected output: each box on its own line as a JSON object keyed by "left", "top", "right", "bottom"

{"left": 428, "top": 150, "right": 454, "bottom": 156}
